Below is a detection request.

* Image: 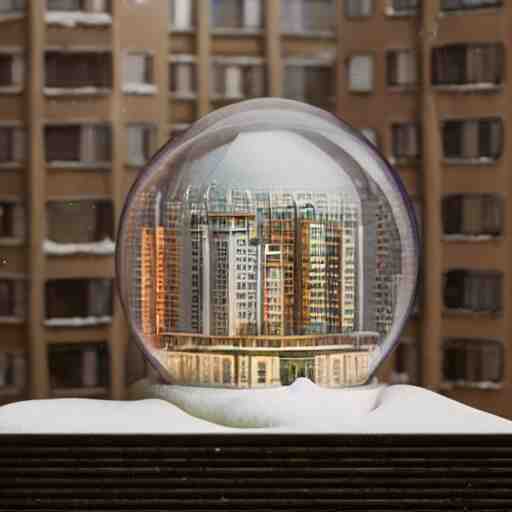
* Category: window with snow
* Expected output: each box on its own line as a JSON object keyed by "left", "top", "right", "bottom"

{"left": 392, "top": 338, "right": 418, "bottom": 384}
{"left": 46, "top": 200, "right": 113, "bottom": 245}
{"left": 0, "top": 278, "right": 25, "bottom": 320}
{"left": 345, "top": 0, "right": 372, "bottom": 17}
{"left": 441, "top": 0, "right": 502, "bottom": 12}
{"left": 0, "top": 126, "right": 25, "bottom": 164}
{"left": 45, "top": 278, "right": 113, "bottom": 322}
{"left": 443, "top": 338, "right": 503, "bottom": 386}
{"left": 348, "top": 55, "right": 373, "bottom": 93}
{"left": 0, "top": 52, "right": 24, "bottom": 90}
{"left": 391, "top": 122, "right": 421, "bottom": 162}
{"left": 281, "top": 0, "right": 335, "bottom": 34}
{"left": 0, "top": 0, "right": 24, "bottom": 15}
{"left": 0, "top": 352, "right": 26, "bottom": 391}
{"left": 45, "top": 51, "right": 112, "bottom": 91}
{"left": 211, "top": 0, "right": 262, "bottom": 31}
{"left": 283, "top": 64, "right": 334, "bottom": 109}
{"left": 442, "top": 194, "right": 502, "bottom": 237}
{"left": 443, "top": 270, "right": 502, "bottom": 313}
{"left": 211, "top": 61, "right": 265, "bottom": 100}
{"left": 432, "top": 44, "right": 504, "bottom": 87}
{"left": 388, "top": 0, "right": 420, "bottom": 15}
{"left": 169, "top": 58, "right": 197, "bottom": 98}
{"left": 127, "top": 124, "right": 157, "bottom": 167}
{"left": 45, "top": 124, "right": 111, "bottom": 165}
{"left": 47, "top": 0, "right": 110, "bottom": 12}
{"left": 442, "top": 118, "right": 502, "bottom": 161}
{"left": 49, "top": 342, "right": 109, "bottom": 392}
{"left": 386, "top": 49, "right": 417, "bottom": 87}
{"left": 0, "top": 201, "right": 24, "bottom": 240}
{"left": 169, "top": 0, "right": 195, "bottom": 30}
{"left": 123, "top": 53, "right": 155, "bottom": 94}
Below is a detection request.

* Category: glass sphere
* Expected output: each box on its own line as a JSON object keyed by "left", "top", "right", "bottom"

{"left": 117, "top": 98, "right": 420, "bottom": 388}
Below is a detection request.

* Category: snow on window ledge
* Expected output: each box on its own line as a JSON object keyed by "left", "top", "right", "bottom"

{"left": 122, "top": 83, "right": 157, "bottom": 96}
{"left": 443, "top": 156, "right": 497, "bottom": 166}
{"left": 443, "top": 234, "right": 499, "bottom": 242}
{"left": 441, "top": 380, "right": 503, "bottom": 391}
{"left": 45, "top": 11, "right": 112, "bottom": 28}
{"left": 44, "top": 316, "right": 112, "bottom": 327}
{"left": 43, "top": 86, "right": 111, "bottom": 97}
{"left": 47, "top": 161, "right": 111, "bottom": 171}
{"left": 433, "top": 83, "right": 503, "bottom": 93}
{"left": 44, "top": 238, "right": 115, "bottom": 256}
{"left": 384, "top": 6, "right": 418, "bottom": 17}
{"left": 0, "top": 85, "right": 23, "bottom": 95}
{"left": 210, "top": 27, "right": 263, "bottom": 36}
{"left": 168, "top": 24, "right": 195, "bottom": 34}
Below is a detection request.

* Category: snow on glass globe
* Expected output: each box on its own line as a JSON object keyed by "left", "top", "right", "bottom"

{"left": 117, "top": 98, "right": 420, "bottom": 389}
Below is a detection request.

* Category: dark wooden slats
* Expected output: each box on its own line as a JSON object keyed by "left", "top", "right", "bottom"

{"left": 0, "top": 434, "right": 511, "bottom": 511}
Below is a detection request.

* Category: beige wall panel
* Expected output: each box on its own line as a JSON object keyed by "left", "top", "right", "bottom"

{"left": 0, "top": 173, "right": 24, "bottom": 195}
{"left": 0, "top": 324, "right": 26, "bottom": 350}
{"left": 46, "top": 171, "right": 111, "bottom": 197}
{"left": 0, "top": 246, "right": 26, "bottom": 273}
{"left": 45, "top": 254, "right": 114, "bottom": 280}
{"left": 170, "top": 34, "right": 196, "bottom": 54}
{"left": 443, "top": 240, "right": 504, "bottom": 271}
{"left": 45, "top": 97, "right": 111, "bottom": 121}
{"left": 0, "top": 20, "right": 26, "bottom": 45}
{"left": 45, "top": 326, "right": 111, "bottom": 344}
{"left": 442, "top": 315, "right": 504, "bottom": 340}
{"left": 0, "top": 96, "right": 25, "bottom": 120}
{"left": 170, "top": 100, "right": 197, "bottom": 123}
{"left": 46, "top": 27, "right": 112, "bottom": 48}
{"left": 211, "top": 36, "right": 264, "bottom": 56}
{"left": 443, "top": 168, "right": 503, "bottom": 195}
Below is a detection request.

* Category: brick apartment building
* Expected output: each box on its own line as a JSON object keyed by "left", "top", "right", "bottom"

{"left": 0, "top": 0, "right": 510, "bottom": 418}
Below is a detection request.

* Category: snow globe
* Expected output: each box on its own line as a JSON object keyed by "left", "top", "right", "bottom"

{"left": 117, "top": 98, "right": 420, "bottom": 391}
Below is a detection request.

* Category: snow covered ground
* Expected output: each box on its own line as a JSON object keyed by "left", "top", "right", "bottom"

{"left": 1, "top": 379, "right": 511, "bottom": 434}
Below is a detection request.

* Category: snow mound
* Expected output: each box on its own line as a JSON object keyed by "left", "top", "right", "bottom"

{"left": 45, "top": 11, "right": 112, "bottom": 28}
{"left": 122, "top": 83, "right": 157, "bottom": 95}
{"left": 44, "top": 316, "right": 112, "bottom": 327}
{"left": 44, "top": 238, "right": 115, "bottom": 256}
{"left": 1, "top": 381, "right": 511, "bottom": 434}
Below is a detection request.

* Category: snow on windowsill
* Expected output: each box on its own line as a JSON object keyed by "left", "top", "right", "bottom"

{"left": 47, "top": 161, "right": 111, "bottom": 170}
{"left": 441, "top": 380, "right": 503, "bottom": 391}
{"left": 443, "top": 234, "right": 499, "bottom": 242}
{"left": 44, "top": 238, "right": 115, "bottom": 256}
{"left": 443, "top": 156, "right": 497, "bottom": 166}
{"left": 211, "top": 27, "right": 263, "bottom": 36}
{"left": 0, "top": 85, "right": 23, "bottom": 95}
{"left": 43, "top": 86, "right": 111, "bottom": 97}
{"left": 384, "top": 6, "right": 418, "bottom": 17}
{"left": 122, "top": 83, "right": 157, "bottom": 96}
{"left": 45, "top": 11, "right": 112, "bottom": 28}
{"left": 168, "top": 24, "right": 195, "bottom": 34}
{"left": 44, "top": 316, "right": 112, "bottom": 327}
{"left": 433, "top": 83, "right": 503, "bottom": 93}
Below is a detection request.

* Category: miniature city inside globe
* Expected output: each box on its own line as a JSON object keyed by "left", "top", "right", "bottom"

{"left": 117, "top": 99, "right": 419, "bottom": 388}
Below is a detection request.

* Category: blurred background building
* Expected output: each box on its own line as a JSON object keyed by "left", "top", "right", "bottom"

{"left": 0, "top": 0, "right": 509, "bottom": 418}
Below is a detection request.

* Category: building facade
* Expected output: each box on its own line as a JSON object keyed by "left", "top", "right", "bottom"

{"left": 0, "top": 0, "right": 510, "bottom": 416}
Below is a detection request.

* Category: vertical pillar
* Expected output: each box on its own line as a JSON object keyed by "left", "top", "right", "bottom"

{"left": 265, "top": 0, "right": 282, "bottom": 97}
{"left": 420, "top": 2, "right": 442, "bottom": 389}
{"left": 28, "top": 1, "right": 49, "bottom": 399}
{"left": 197, "top": 0, "right": 211, "bottom": 116}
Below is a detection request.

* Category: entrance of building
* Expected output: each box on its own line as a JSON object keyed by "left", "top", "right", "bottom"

{"left": 280, "top": 358, "right": 315, "bottom": 385}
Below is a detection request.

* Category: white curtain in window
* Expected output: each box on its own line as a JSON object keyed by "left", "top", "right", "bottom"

{"left": 281, "top": 0, "right": 302, "bottom": 32}
{"left": 176, "top": 63, "right": 193, "bottom": 94}
{"left": 461, "top": 121, "right": 479, "bottom": 159}
{"left": 243, "top": 0, "right": 261, "bottom": 28}
{"left": 171, "top": 0, "right": 192, "bottom": 28}
{"left": 349, "top": 56, "right": 373, "bottom": 92}
{"left": 225, "top": 65, "right": 242, "bottom": 98}
{"left": 82, "top": 348, "right": 99, "bottom": 387}
{"left": 123, "top": 54, "right": 145, "bottom": 85}
{"left": 397, "top": 51, "right": 417, "bottom": 85}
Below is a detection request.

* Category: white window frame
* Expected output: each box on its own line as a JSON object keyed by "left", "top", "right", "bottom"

{"left": 348, "top": 54, "right": 374, "bottom": 93}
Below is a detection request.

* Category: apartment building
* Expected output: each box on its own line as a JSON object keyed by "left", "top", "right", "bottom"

{"left": 0, "top": 0, "right": 510, "bottom": 417}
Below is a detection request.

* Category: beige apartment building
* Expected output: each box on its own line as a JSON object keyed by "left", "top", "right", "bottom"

{"left": 0, "top": 0, "right": 510, "bottom": 418}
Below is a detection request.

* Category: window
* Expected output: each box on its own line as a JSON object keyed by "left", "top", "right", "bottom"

{"left": 0, "top": 201, "right": 24, "bottom": 239}
{"left": 257, "top": 361, "right": 266, "bottom": 384}
{"left": 127, "top": 124, "right": 156, "bottom": 166}
{"left": 443, "top": 270, "right": 502, "bottom": 312}
{"left": 391, "top": 123, "right": 420, "bottom": 161}
{"left": 123, "top": 53, "right": 155, "bottom": 94}
{"left": 0, "top": 352, "right": 26, "bottom": 390}
{"left": 441, "top": 0, "right": 502, "bottom": 12}
{"left": 442, "top": 118, "right": 502, "bottom": 161}
{"left": 211, "top": 61, "right": 265, "bottom": 100}
{"left": 442, "top": 194, "right": 502, "bottom": 237}
{"left": 388, "top": 0, "right": 420, "bottom": 15}
{"left": 169, "top": 0, "right": 194, "bottom": 30}
{"left": 49, "top": 342, "right": 109, "bottom": 390}
{"left": 0, "top": 52, "right": 24, "bottom": 90}
{"left": 432, "top": 44, "right": 504, "bottom": 87}
{"left": 45, "top": 51, "right": 111, "bottom": 90}
{"left": 345, "top": 0, "right": 372, "bottom": 17}
{"left": 45, "top": 124, "right": 111, "bottom": 164}
{"left": 281, "top": 0, "right": 335, "bottom": 34}
{"left": 443, "top": 338, "right": 503, "bottom": 385}
{"left": 392, "top": 338, "right": 418, "bottom": 384}
{"left": 47, "top": 0, "right": 109, "bottom": 11}
{"left": 387, "top": 50, "right": 417, "bottom": 87}
{"left": 0, "top": 0, "right": 24, "bottom": 14}
{"left": 47, "top": 200, "right": 113, "bottom": 244}
{"left": 211, "top": 0, "right": 262, "bottom": 30}
{"left": 0, "top": 278, "right": 24, "bottom": 319}
{"left": 348, "top": 55, "right": 373, "bottom": 92}
{"left": 0, "top": 126, "right": 25, "bottom": 164}
{"left": 45, "top": 278, "right": 113, "bottom": 321}
{"left": 169, "top": 57, "right": 197, "bottom": 97}
{"left": 283, "top": 64, "right": 333, "bottom": 109}
{"left": 222, "top": 358, "right": 232, "bottom": 384}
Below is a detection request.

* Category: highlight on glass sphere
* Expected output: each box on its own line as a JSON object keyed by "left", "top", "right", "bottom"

{"left": 117, "top": 98, "right": 420, "bottom": 389}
